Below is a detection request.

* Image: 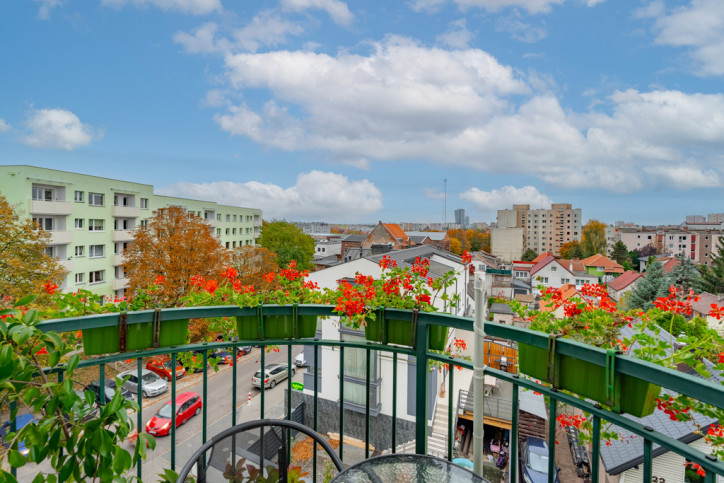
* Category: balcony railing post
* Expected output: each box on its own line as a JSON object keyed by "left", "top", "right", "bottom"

{"left": 415, "top": 316, "right": 429, "bottom": 455}
{"left": 473, "top": 271, "right": 487, "bottom": 475}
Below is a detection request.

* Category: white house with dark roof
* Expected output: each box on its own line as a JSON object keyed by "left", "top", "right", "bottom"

{"left": 529, "top": 255, "right": 598, "bottom": 290}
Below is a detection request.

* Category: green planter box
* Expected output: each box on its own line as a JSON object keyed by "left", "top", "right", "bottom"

{"left": 236, "top": 314, "right": 318, "bottom": 340}
{"left": 364, "top": 316, "right": 448, "bottom": 351}
{"left": 518, "top": 343, "right": 660, "bottom": 418}
{"left": 82, "top": 319, "right": 189, "bottom": 356}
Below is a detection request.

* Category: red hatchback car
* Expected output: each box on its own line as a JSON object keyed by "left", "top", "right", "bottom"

{"left": 145, "top": 392, "right": 202, "bottom": 436}
{"left": 146, "top": 357, "right": 186, "bottom": 381}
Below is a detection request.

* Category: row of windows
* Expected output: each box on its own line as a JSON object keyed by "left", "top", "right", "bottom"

{"left": 74, "top": 270, "right": 105, "bottom": 284}
{"left": 215, "top": 227, "right": 255, "bottom": 236}
{"left": 224, "top": 241, "right": 253, "bottom": 248}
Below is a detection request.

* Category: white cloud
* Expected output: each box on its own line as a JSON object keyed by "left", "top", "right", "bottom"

{"left": 461, "top": 186, "right": 552, "bottom": 214}
{"left": 644, "top": 165, "right": 722, "bottom": 189}
{"left": 208, "top": 37, "right": 724, "bottom": 193}
{"left": 174, "top": 23, "right": 228, "bottom": 54}
{"left": 437, "top": 19, "right": 474, "bottom": 48}
{"left": 496, "top": 11, "right": 548, "bottom": 42}
{"left": 158, "top": 171, "right": 382, "bottom": 221}
{"left": 410, "top": 0, "right": 600, "bottom": 15}
{"left": 102, "top": 0, "right": 221, "bottom": 15}
{"left": 280, "top": 0, "right": 354, "bottom": 26}
{"left": 0, "top": 119, "right": 10, "bottom": 133}
{"left": 649, "top": 0, "right": 724, "bottom": 76}
{"left": 22, "top": 108, "right": 101, "bottom": 150}
{"left": 35, "top": 0, "right": 62, "bottom": 20}
{"left": 633, "top": 0, "right": 665, "bottom": 19}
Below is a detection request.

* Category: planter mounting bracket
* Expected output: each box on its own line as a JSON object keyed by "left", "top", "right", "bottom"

{"left": 546, "top": 334, "right": 561, "bottom": 388}
{"left": 118, "top": 312, "right": 127, "bottom": 353}
{"left": 152, "top": 308, "right": 161, "bottom": 348}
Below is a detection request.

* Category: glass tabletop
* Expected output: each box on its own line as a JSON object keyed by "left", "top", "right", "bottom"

{"left": 331, "top": 454, "right": 490, "bottom": 482}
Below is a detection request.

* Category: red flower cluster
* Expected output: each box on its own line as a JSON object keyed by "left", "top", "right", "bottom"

{"left": 685, "top": 462, "right": 706, "bottom": 477}
{"left": 656, "top": 396, "right": 691, "bottom": 421}
{"left": 461, "top": 250, "right": 472, "bottom": 265}
{"left": 221, "top": 267, "right": 238, "bottom": 281}
{"left": 190, "top": 275, "right": 204, "bottom": 287}
{"left": 154, "top": 275, "right": 165, "bottom": 286}
{"left": 711, "top": 303, "right": 724, "bottom": 320}
{"left": 378, "top": 256, "right": 397, "bottom": 269}
{"left": 556, "top": 413, "right": 587, "bottom": 430}
{"left": 452, "top": 338, "right": 467, "bottom": 351}
{"left": 204, "top": 279, "right": 218, "bottom": 295}
{"left": 411, "top": 257, "right": 429, "bottom": 278}
{"left": 279, "top": 260, "right": 308, "bottom": 282}
{"left": 42, "top": 281, "right": 58, "bottom": 295}
{"left": 653, "top": 286, "right": 700, "bottom": 316}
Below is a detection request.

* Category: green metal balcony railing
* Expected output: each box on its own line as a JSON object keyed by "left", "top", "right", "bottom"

{"left": 10, "top": 303, "right": 722, "bottom": 482}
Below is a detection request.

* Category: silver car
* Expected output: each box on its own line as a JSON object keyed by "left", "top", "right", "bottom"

{"left": 251, "top": 364, "right": 295, "bottom": 389}
{"left": 117, "top": 369, "right": 168, "bottom": 398}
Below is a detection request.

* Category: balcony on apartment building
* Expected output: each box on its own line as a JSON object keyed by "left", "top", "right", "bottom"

{"left": 8, "top": 299, "right": 724, "bottom": 482}
{"left": 112, "top": 254, "right": 125, "bottom": 266}
{"left": 112, "top": 277, "right": 129, "bottom": 291}
{"left": 29, "top": 200, "right": 74, "bottom": 216}
{"left": 112, "top": 229, "right": 134, "bottom": 242}
{"left": 112, "top": 205, "right": 141, "bottom": 218}
{"left": 49, "top": 230, "right": 74, "bottom": 245}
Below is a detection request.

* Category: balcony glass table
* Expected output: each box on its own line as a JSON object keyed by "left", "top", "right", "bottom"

{"left": 331, "top": 454, "right": 490, "bottom": 482}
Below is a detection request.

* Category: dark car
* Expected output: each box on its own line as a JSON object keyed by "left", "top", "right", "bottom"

{"left": 520, "top": 436, "right": 560, "bottom": 483}
{"left": 0, "top": 414, "right": 36, "bottom": 456}
{"left": 84, "top": 379, "right": 134, "bottom": 405}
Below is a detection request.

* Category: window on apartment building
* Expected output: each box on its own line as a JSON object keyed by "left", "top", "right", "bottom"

{"left": 32, "top": 187, "right": 54, "bottom": 201}
{"left": 44, "top": 247, "right": 55, "bottom": 257}
{"left": 140, "top": 198, "right": 149, "bottom": 209}
{"left": 89, "top": 219, "right": 104, "bottom": 231}
{"left": 88, "top": 192, "right": 104, "bottom": 206}
{"left": 140, "top": 220, "right": 148, "bottom": 228}
{"left": 32, "top": 217, "right": 54, "bottom": 231}
{"left": 75, "top": 246, "right": 84, "bottom": 257}
{"left": 216, "top": 228, "right": 221, "bottom": 236}
{"left": 225, "top": 228, "right": 230, "bottom": 235}
{"left": 74, "top": 191, "right": 84, "bottom": 202}
{"left": 232, "top": 215, "right": 236, "bottom": 222}
{"left": 215, "top": 213, "right": 221, "bottom": 221}
{"left": 75, "top": 273, "right": 84, "bottom": 284}
{"left": 232, "top": 228, "right": 237, "bottom": 235}
{"left": 89, "top": 270, "right": 105, "bottom": 284}
{"left": 74, "top": 218, "right": 83, "bottom": 229}
{"left": 225, "top": 214, "right": 230, "bottom": 222}
{"left": 89, "top": 245, "right": 105, "bottom": 258}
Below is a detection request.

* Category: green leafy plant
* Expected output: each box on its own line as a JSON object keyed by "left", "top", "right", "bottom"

{"left": 0, "top": 295, "right": 155, "bottom": 482}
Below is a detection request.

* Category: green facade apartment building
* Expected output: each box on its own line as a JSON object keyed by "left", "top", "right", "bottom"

{"left": 0, "top": 166, "right": 262, "bottom": 298}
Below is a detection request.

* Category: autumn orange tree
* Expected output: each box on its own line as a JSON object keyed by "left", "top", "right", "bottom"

{"left": 447, "top": 229, "right": 470, "bottom": 254}
{"left": 0, "top": 195, "right": 65, "bottom": 306}
{"left": 559, "top": 240, "right": 583, "bottom": 259}
{"left": 123, "top": 206, "right": 228, "bottom": 306}
{"left": 228, "top": 245, "right": 279, "bottom": 291}
{"left": 581, "top": 219, "right": 607, "bottom": 257}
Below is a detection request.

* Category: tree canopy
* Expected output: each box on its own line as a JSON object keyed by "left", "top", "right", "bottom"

{"left": 609, "top": 240, "right": 632, "bottom": 266}
{"left": 559, "top": 240, "right": 583, "bottom": 259}
{"left": 228, "top": 245, "right": 279, "bottom": 291}
{"left": 581, "top": 220, "right": 607, "bottom": 257}
{"left": 700, "top": 242, "right": 724, "bottom": 295}
{"left": 625, "top": 257, "right": 669, "bottom": 311}
{"left": 123, "top": 206, "right": 228, "bottom": 306}
{"left": 667, "top": 253, "right": 701, "bottom": 293}
{"left": 258, "top": 221, "right": 315, "bottom": 270}
{"left": 521, "top": 248, "right": 538, "bottom": 262}
{"left": 0, "top": 195, "right": 65, "bottom": 304}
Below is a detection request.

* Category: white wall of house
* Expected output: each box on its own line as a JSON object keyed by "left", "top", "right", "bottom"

{"left": 530, "top": 260, "right": 597, "bottom": 289}
{"left": 618, "top": 437, "right": 723, "bottom": 483}
{"left": 307, "top": 253, "right": 470, "bottom": 423}
{"left": 608, "top": 281, "right": 640, "bottom": 302}
{"left": 314, "top": 241, "right": 342, "bottom": 259}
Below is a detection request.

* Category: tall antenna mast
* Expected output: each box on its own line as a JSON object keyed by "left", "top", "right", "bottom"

{"left": 443, "top": 178, "right": 447, "bottom": 229}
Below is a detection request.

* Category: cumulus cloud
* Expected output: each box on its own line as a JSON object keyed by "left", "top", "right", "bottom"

{"left": 280, "top": 0, "right": 354, "bottom": 26}
{"left": 410, "top": 0, "right": 599, "bottom": 15}
{"left": 461, "top": 186, "right": 552, "bottom": 215}
{"left": 21, "top": 108, "right": 101, "bottom": 150}
{"left": 0, "top": 119, "right": 10, "bottom": 133}
{"left": 102, "top": 0, "right": 221, "bottom": 15}
{"left": 644, "top": 165, "right": 722, "bottom": 189}
{"left": 158, "top": 171, "right": 382, "bottom": 221}
{"left": 496, "top": 11, "right": 548, "bottom": 42}
{"left": 437, "top": 19, "right": 474, "bottom": 48}
{"left": 34, "top": 0, "right": 62, "bottom": 20}
{"left": 649, "top": 0, "right": 724, "bottom": 76}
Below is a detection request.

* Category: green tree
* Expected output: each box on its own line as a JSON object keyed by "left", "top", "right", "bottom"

{"left": 559, "top": 241, "right": 583, "bottom": 259}
{"left": 667, "top": 253, "right": 701, "bottom": 293}
{"left": 700, "top": 242, "right": 724, "bottom": 294}
{"left": 609, "top": 240, "right": 632, "bottom": 266}
{"left": 581, "top": 220, "right": 607, "bottom": 257}
{"left": 521, "top": 249, "right": 538, "bottom": 262}
{"left": 625, "top": 257, "right": 669, "bottom": 310}
{"left": 259, "top": 221, "right": 315, "bottom": 270}
{"left": 0, "top": 195, "right": 65, "bottom": 305}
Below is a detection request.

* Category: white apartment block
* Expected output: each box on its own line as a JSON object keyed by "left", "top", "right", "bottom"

{"left": 497, "top": 203, "right": 582, "bottom": 256}
{"left": 0, "top": 166, "right": 262, "bottom": 298}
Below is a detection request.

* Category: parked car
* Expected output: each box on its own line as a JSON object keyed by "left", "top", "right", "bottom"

{"left": 520, "top": 436, "right": 560, "bottom": 483}
{"left": 73, "top": 390, "right": 100, "bottom": 421}
{"left": 117, "top": 369, "right": 168, "bottom": 398}
{"left": 251, "top": 364, "right": 295, "bottom": 389}
{"left": 84, "top": 379, "right": 134, "bottom": 405}
{"left": 238, "top": 345, "right": 252, "bottom": 356}
{"left": 294, "top": 352, "right": 307, "bottom": 367}
{"left": 146, "top": 357, "right": 186, "bottom": 381}
{"left": 145, "top": 392, "right": 203, "bottom": 436}
{"left": 0, "top": 414, "right": 36, "bottom": 455}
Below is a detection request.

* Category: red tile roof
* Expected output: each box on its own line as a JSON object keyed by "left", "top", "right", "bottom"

{"left": 606, "top": 270, "right": 643, "bottom": 292}
{"left": 531, "top": 252, "right": 555, "bottom": 264}
{"left": 539, "top": 283, "right": 579, "bottom": 312}
{"left": 662, "top": 257, "right": 680, "bottom": 274}
{"left": 582, "top": 254, "right": 625, "bottom": 274}
{"left": 383, "top": 223, "right": 409, "bottom": 243}
{"left": 529, "top": 255, "right": 556, "bottom": 276}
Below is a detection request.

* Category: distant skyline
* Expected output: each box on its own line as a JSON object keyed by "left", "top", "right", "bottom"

{"left": 1, "top": 0, "right": 724, "bottom": 226}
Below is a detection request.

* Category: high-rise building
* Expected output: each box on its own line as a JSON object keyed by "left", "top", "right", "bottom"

{"left": 454, "top": 208, "right": 466, "bottom": 228}
{"left": 708, "top": 213, "right": 724, "bottom": 223}
{"left": 686, "top": 215, "right": 705, "bottom": 223}
{"left": 496, "top": 203, "right": 582, "bottom": 256}
{"left": 0, "top": 166, "right": 262, "bottom": 298}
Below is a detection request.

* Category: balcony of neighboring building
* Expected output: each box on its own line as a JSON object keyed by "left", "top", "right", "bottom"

{"left": 112, "top": 205, "right": 140, "bottom": 218}
{"left": 112, "top": 230, "right": 134, "bottom": 242}
{"left": 29, "top": 200, "right": 74, "bottom": 216}
{"left": 113, "top": 254, "right": 125, "bottom": 266}
{"left": 48, "top": 230, "right": 73, "bottom": 245}
{"left": 59, "top": 259, "right": 74, "bottom": 273}
{"left": 112, "top": 278, "right": 129, "bottom": 291}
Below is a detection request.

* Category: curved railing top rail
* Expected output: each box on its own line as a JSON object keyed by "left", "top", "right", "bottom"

{"left": 37, "top": 305, "right": 724, "bottom": 409}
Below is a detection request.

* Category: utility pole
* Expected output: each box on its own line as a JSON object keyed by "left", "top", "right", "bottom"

{"left": 443, "top": 178, "right": 447, "bottom": 229}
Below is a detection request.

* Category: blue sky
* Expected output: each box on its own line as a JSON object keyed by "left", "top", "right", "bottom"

{"left": 2, "top": 0, "right": 724, "bottom": 226}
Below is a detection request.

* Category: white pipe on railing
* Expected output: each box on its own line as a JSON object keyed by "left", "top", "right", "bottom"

{"left": 473, "top": 272, "right": 487, "bottom": 475}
